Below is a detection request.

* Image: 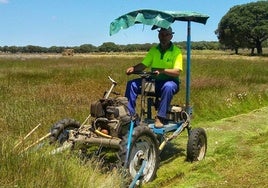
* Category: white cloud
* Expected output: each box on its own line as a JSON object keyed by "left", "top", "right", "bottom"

{"left": 0, "top": 0, "right": 9, "bottom": 4}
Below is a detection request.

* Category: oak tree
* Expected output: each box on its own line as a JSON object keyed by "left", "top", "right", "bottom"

{"left": 215, "top": 1, "right": 268, "bottom": 54}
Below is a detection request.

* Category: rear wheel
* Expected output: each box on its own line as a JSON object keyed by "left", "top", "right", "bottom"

{"left": 119, "top": 126, "right": 160, "bottom": 183}
{"left": 50, "top": 118, "right": 80, "bottom": 145}
{"left": 187, "top": 127, "right": 207, "bottom": 162}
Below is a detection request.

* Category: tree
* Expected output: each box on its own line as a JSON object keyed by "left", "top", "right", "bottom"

{"left": 77, "top": 44, "right": 98, "bottom": 53}
{"left": 48, "top": 46, "right": 65, "bottom": 53}
{"left": 98, "top": 42, "right": 121, "bottom": 52}
{"left": 215, "top": 1, "right": 268, "bottom": 55}
{"left": 8, "top": 46, "right": 20, "bottom": 53}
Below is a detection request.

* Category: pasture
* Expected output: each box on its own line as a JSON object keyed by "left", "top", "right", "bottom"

{"left": 0, "top": 51, "right": 267, "bottom": 187}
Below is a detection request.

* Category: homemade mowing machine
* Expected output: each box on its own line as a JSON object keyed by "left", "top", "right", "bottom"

{"left": 17, "top": 9, "right": 209, "bottom": 187}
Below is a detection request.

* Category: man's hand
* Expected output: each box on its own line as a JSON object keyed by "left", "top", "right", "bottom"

{"left": 126, "top": 63, "right": 147, "bottom": 75}
{"left": 126, "top": 66, "right": 134, "bottom": 75}
{"left": 154, "top": 68, "right": 164, "bottom": 75}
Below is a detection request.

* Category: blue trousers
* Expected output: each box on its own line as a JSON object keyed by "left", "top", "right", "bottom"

{"left": 125, "top": 78, "right": 179, "bottom": 118}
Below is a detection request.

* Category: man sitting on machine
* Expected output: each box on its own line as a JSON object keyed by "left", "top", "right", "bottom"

{"left": 125, "top": 27, "right": 183, "bottom": 128}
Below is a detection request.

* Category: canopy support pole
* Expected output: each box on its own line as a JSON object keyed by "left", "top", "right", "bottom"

{"left": 186, "top": 21, "right": 191, "bottom": 115}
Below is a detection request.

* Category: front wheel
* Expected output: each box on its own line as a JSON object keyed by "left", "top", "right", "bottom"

{"left": 119, "top": 126, "right": 160, "bottom": 183}
{"left": 187, "top": 127, "right": 207, "bottom": 162}
{"left": 50, "top": 118, "right": 80, "bottom": 145}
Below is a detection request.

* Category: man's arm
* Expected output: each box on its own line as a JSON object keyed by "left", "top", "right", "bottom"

{"left": 126, "top": 63, "right": 147, "bottom": 75}
{"left": 155, "top": 68, "right": 181, "bottom": 77}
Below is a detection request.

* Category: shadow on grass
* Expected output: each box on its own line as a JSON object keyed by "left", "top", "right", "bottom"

{"left": 80, "top": 142, "right": 187, "bottom": 172}
{"left": 159, "top": 142, "right": 186, "bottom": 165}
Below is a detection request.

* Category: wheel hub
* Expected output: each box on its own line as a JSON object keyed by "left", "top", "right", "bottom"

{"left": 130, "top": 150, "right": 145, "bottom": 171}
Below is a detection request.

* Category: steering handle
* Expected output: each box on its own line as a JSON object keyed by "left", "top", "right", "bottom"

{"left": 131, "top": 71, "right": 157, "bottom": 78}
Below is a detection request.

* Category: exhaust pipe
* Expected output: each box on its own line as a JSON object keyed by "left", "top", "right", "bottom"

{"left": 70, "top": 135, "right": 121, "bottom": 149}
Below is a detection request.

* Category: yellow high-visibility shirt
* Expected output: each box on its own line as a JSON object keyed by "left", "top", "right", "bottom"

{"left": 142, "top": 43, "right": 183, "bottom": 82}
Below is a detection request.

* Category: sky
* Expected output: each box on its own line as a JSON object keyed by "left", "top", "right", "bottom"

{"left": 0, "top": 0, "right": 258, "bottom": 47}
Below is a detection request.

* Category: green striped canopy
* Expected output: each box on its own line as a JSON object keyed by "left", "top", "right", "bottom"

{"left": 110, "top": 9, "right": 209, "bottom": 35}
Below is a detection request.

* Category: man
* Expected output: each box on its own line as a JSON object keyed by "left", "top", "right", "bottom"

{"left": 125, "top": 27, "right": 183, "bottom": 128}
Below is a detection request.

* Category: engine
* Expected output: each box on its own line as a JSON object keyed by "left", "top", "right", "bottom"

{"left": 90, "top": 97, "right": 131, "bottom": 137}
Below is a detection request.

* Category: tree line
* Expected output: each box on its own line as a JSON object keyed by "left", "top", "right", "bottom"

{"left": 0, "top": 41, "right": 223, "bottom": 54}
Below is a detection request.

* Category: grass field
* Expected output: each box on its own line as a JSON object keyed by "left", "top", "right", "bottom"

{"left": 0, "top": 51, "right": 267, "bottom": 187}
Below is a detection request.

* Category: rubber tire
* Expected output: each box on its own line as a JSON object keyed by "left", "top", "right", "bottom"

{"left": 187, "top": 127, "right": 207, "bottom": 162}
{"left": 50, "top": 118, "right": 80, "bottom": 145}
{"left": 119, "top": 126, "right": 160, "bottom": 183}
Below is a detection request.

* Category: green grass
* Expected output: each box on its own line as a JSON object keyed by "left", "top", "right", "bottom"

{"left": 0, "top": 52, "right": 267, "bottom": 187}
{"left": 146, "top": 107, "right": 268, "bottom": 188}
{"left": 183, "top": 56, "right": 267, "bottom": 123}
